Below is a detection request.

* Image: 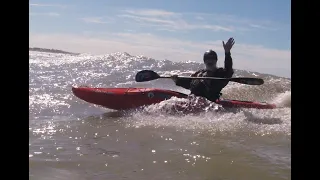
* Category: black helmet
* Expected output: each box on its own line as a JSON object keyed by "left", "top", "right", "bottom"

{"left": 203, "top": 50, "right": 217, "bottom": 61}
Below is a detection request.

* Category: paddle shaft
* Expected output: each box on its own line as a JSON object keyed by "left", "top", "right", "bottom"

{"left": 158, "top": 76, "right": 263, "bottom": 85}
{"left": 159, "top": 76, "right": 249, "bottom": 81}
{"left": 135, "top": 70, "right": 264, "bottom": 85}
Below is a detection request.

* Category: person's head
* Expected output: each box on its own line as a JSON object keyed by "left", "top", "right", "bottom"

{"left": 203, "top": 50, "right": 218, "bottom": 71}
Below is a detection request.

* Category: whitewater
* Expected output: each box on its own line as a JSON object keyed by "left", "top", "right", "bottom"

{"left": 29, "top": 50, "right": 291, "bottom": 180}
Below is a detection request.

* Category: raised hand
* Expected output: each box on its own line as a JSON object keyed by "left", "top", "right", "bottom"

{"left": 223, "top": 37, "right": 235, "bottom": 53}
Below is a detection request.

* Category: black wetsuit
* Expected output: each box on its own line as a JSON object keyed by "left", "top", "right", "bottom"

{"left": 175, "top": 52, "right": 234, "bottom": 102}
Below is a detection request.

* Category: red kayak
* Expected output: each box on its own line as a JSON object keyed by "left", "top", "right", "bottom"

{"left": 71, "top": 86, "right": 276, "bottom": 111}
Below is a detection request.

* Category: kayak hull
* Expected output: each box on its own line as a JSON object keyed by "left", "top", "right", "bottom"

{"left": 72, "top": 86, "right": 276, "bottom": 110}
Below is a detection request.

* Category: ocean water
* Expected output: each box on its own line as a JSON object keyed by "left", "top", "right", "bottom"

{"left": 29, "top": 50, "right": 291, "bottom": 180}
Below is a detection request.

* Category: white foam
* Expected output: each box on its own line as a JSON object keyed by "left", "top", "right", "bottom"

{"left": 272, "top": 91, "right": 291, "bottom": 108}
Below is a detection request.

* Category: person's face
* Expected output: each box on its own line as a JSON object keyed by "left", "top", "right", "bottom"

{"left": 204, "top": 56, "right": 217, "bottom": 70}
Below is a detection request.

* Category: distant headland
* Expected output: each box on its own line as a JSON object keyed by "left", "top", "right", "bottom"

{"left": 29, "top": 47, "right": 80, "bottom": 55}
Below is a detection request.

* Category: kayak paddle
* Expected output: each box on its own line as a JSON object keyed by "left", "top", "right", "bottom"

{"left": 135, "top": 70, "right": 264, "bottom": 85}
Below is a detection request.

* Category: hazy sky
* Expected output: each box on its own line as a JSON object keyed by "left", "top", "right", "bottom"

{"left": 29, "top": 0, "right": 291, "bottom": 78}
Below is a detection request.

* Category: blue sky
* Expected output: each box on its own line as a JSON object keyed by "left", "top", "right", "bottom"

{"left": 29, "top": 0, "right": 291, "bottom": 78}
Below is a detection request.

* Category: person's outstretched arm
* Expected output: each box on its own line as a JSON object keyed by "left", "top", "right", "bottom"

{"left": 223, "top": 52, "right": 234, "bottom": 78}
{"left": 222, "top": 37, "right": 235, "bottom": 78}
{"left": 172, "top": 71, "right": 201, "bottom": 89}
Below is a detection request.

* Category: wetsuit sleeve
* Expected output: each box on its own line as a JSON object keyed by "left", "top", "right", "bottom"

{"left": 223, "top": 52, "right": 234, "bottom": 78}
{"left": 175, "top": 71, "right": 200, "bottom": 89}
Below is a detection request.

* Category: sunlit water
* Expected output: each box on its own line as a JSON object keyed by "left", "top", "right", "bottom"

{"left": 29, "top": 51, "right": 291, "bottom": 180}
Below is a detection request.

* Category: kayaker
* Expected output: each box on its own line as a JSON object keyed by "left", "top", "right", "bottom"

{"left": 171, "top": 37, "right": 235, "bottom": 102}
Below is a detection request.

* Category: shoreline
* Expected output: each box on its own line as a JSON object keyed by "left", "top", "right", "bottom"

{"left": 29, "top": 47, "right": 80, "bottom": 55}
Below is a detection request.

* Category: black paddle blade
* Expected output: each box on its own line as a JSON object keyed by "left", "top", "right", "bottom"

{"left": 135, "top": 70, "right": 160, "bottom": 82}
{"left": 232, "top": 78, "right": 264, "bottom": 85}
